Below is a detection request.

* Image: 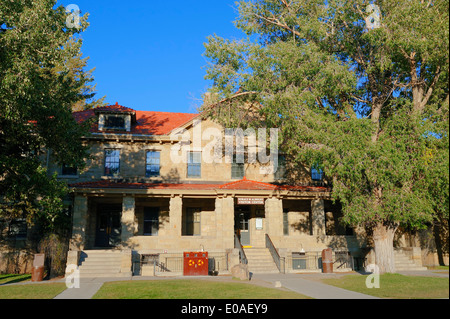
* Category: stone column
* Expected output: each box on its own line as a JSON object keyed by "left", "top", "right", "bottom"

{"left": 69, "top": 194, "right": 89, "bottom": 251}
{"left": 121, "top": 195, "right": 137, "bottom": 247}
{"left": 169, "top": 195, "right": 183, "bottom": 238}
{"left": 216, "top": 196, "right": 235, "bottom": 250}
{"left": 265, "top": 197, "right": 283, "bottom": 240}
{"left": 311, "top": 198, "right": 326, "bottom": 237}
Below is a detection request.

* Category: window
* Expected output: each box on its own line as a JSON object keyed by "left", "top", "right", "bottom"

{"left": 105, "top": 115, "right": 125, "bottom": 130}
{"left": 62, "top": 163, "right": 77, "bottom": 176}
{"left": 231, "top": 154, "right": 244, "bottom": 179}
{"left": 311, "top": 164, "right": 323, "bottom": 181}
{"left": 143, "top": 207, "right": 159, "bottom": 236}
{"left": 187, "top": 152, "right": 201, "bottom": 178}
{"left": 274, "top": 155, "right": 286, "bottom": 180}
{"left": 105, "top": 149, "right": 120, "bottom": 176}
{"left": 183, "top": 208, "right": 201, "bottom": 236}
{"left": 146, "top": 151, "right": 160, "bottom": 177}
{"left": 8, "top": 219, "right": 27, "bottom": 240}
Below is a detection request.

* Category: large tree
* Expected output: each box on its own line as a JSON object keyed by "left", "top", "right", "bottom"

{"left": 202, "top": 0, "right": 449, "bottom": 273}
{"left": 0, "top": 1, "right": 97, "bottom": 231}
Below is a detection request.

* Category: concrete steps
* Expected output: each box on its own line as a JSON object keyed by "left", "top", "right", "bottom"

{"left": 244, "top": 248, "right": 280, "bottom": 274}
{"left": 394, "top": 251, "right": 427, "bottom": 271}
{"left": 71, "top": 250, "right": 131, "bottom": 278}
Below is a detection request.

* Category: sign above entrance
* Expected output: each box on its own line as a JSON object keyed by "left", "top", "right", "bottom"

{"left": 237, "top": 197, "right": 265, "bottom": 205}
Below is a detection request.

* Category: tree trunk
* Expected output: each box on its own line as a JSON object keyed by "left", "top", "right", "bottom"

{"left": 372, "top": 223, "right": 397, "bottom": 274}
{"left": 433, "top": 222, "right": 446, "bottom": 266}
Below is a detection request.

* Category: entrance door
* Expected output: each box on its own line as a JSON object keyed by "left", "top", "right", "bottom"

{"left": 95, "top": 205, "right": 122, "bottom": 248}
{"left": 235, "top": 208, "right": 250, "bottom": 246}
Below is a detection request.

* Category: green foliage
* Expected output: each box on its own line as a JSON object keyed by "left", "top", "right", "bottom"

{"left": 0, "top": 0, "right": 98, "bottom": 230}
{"left": 202, "top": 0, "right": 449, "bottom": 232}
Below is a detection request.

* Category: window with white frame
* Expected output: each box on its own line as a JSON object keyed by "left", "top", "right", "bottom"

{"left": 104, "top": 149, "right": 120, "bottom": 176}
{"left": 187, "top": 152, "right": 201, "bottom": 178}
{"left": 146, "top": 151, "right": 160, "bottom": 177}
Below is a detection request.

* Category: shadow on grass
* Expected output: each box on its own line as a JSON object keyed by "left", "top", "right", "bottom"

{"left": 0, "top": 274, "right": 32, "bottom": 285}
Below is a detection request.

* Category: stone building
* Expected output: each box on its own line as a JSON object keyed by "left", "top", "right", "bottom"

{"left": 45, "top": 103, "right": 431, "bottom": 276}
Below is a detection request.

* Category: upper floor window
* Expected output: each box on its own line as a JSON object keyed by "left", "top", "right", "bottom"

{"left": 104, "top": 115, "right": 125, "bottom": 130}
{"left": 105, "top": 149, "right": 120, "bottom": 176}
{"left": 146, "top": 151, "right": 160, "bottom": 177}
{"left": 8, "top": 219, "right": 27, "bottom": 240}
{"left": 61, "top": 163, "right": 77, "bottom": 176}
{"left": 231, "top": 154, "right": 245, "bottom": 179}
{"left": 187, "top": 152, "right": 201, "bottom": 178}
{"left": 311, "top": 164, "right": 324, "bottom": 181}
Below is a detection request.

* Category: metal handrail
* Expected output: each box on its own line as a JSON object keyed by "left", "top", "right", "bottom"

{"left": 265, "top": 234, "right": 285, "bottom": 273}
{"left": 234, "top": 234, "right": 248, "bottom": 265}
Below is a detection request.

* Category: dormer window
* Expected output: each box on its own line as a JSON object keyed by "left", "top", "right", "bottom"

{"left": 95, "top": 103, "right": 136, "bottom": 132}
{"left": 105, "top": 115, "right": 125, "bottom": 130}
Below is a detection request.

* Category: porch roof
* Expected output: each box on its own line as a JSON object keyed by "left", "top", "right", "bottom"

{"left": 69, "top": 178, "right": 330, "bottom": 193}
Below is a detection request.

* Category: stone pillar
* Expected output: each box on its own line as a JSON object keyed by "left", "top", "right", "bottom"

{"left": 69, "top": 194, "right": 89, "bottom": 250}
{"left": 265, "top": 197, "right": 283, "bottom": 240}
{"left": 311, "top": 198, "right": 326, "bottom": 237}
{"left": 216, "top": 196, "right": 235, "bottom": 250}
{"left": 169, "top": 195, "right": 183, "bottom": 237}
{"left": 121, "top": 195, "right": 137, "bottom": 247}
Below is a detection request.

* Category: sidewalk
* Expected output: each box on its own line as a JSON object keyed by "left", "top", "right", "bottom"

{"left": 252, "top": 273, "right": 380, "bottom": 299}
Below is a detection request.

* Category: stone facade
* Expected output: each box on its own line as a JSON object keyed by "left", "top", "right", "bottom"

{"left": 42, "top": 104, "right": 431, "bottom": 275}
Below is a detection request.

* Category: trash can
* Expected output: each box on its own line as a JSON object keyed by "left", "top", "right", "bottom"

{"left": 31, "top": 254, "right": 45, "bottom": 282}
{"left": 321, "top": 248, "right": 333, "bottom": 274}
{"left": 31, "top": 266, "right": 45, "bottom": 282}
{"left": 208, "top": 257, "right": 218, "bottom": 276}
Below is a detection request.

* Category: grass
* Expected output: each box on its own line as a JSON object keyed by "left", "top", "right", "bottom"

{"left": 93, "top": 279, "right": 309, "bottom": 299}
{"left": 0, "top": 274, "right": 66, "bottom": 299}
{"left": 0, "top": 283, "right": 67, "bottom": 299}
{"left": 322, "top": 273, "right": 449, "bottom": 299}
{"left": 0, "top": 274, "right": 31, "bottom": 285}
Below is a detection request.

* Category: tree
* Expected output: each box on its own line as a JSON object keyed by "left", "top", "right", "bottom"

{"left": 202, "top": 0, "right": 449, "bottom": 273}
{"left": 0, "top": 1, "right": 97, "bottom": 232}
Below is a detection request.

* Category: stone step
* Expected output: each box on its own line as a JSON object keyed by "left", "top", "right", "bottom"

{"left": 80, "top": 258, "right": 122, "bottom": 264}
{"left": 244, "top": 248, "right": 280, "bottom": 274}
{"left": 393, "top": 252, "right": 427, "bottom": 271}
{"left": 78, "top": 264, "right": 122, "bottom": 270}
{"left": 67, "top": 250, "right": 128, "bottom": 278}
{"left": 395, "top": 266, "right": 428, "bottom": 271}
{"left": 77, "top": 272, "right": 132, "bottom": 278}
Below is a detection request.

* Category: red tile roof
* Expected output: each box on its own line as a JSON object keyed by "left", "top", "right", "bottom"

{"left": 69, "top": 178, "right": 330, "bottom": 192}
{"left": 94, "top": 103, "right": 135, "bottom": 113}
{"left": 219, "top": 177, "right": 279, "bottom": 190}
{"left": 73, "top": 104, "right": 198, "bottom": 136}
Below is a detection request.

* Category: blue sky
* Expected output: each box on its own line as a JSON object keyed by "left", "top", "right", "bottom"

{"left": 58, "top": 0, "right": 245, "bottom": 113}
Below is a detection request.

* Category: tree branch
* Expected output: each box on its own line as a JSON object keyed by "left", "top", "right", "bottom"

{"left": 416, "top": 66, "right": 442, "bottom": 113}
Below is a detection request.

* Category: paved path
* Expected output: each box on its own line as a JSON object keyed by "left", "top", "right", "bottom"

{"left": 252, "top": 273, "right": 380, "bottom": 299}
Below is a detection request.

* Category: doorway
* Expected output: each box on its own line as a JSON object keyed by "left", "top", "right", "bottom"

{"left": 235, "top": 206, "right": 251, "bottom": 246}
{"left": 95, "top": 205, "right": 122, "bottom": 248}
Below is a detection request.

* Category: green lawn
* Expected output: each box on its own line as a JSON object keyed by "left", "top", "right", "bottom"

{"left": 0, "top": 274, "right": 31, "bottom": 285}
{"left": 0, "top": 283, "right": 67, "bottom": 299}
{"left": 322, "top": 273, "right": 449, "bottom": 299}
{"left": 93, "top": 279, "right": 310, "bottom": 299}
